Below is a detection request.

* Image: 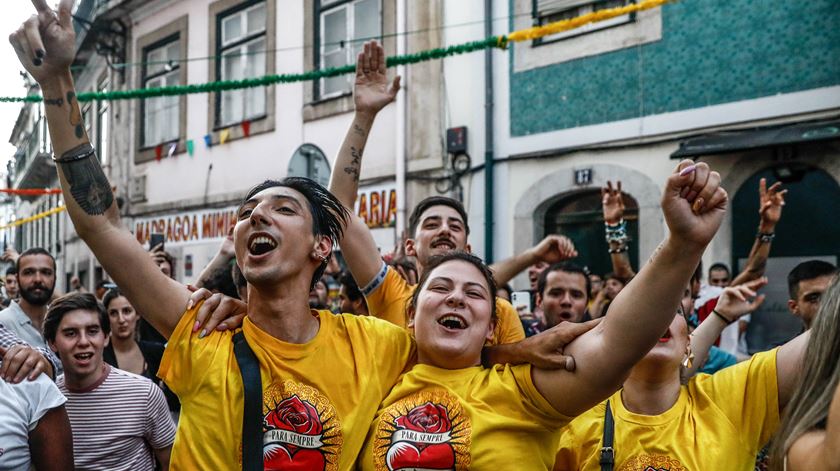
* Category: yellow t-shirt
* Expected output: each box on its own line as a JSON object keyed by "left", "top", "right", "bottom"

{"left": 365, "top": 266, "right": 525, "bottom": 345}
{"left": 158, "top": 307, "right": 415, "bottom": 471}
{"left": 555, "top": 348, "right": 780, "bottom": 471}
{"left": 359, "top": 363, "right": 571, "bottom": 470}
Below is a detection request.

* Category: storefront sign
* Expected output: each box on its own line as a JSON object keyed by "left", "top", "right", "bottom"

{"left": 133, "top": 206, "right": 238, "bottom": 246}
{"left": 356, "top": 185, "right": 397, "bottom": 229}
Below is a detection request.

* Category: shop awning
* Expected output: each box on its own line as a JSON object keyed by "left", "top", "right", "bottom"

{"left": 670, "top": 119, "right": 840, "bottom": 159}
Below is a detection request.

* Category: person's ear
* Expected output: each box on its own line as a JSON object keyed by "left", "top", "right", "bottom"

{"left": 407, "top": 304, "right": 416, "bottom": 328}
{"left": 535, "top": 292, "right": 544, "bottom": 309}
{"left": 787, "top": 299, "right": 799, "bottom": 316}
{"left": 405, "top": 238, "right": 417, "bottom": 258}
{"left": 312, "top": 236, "right": 332, "bottom": 262}
{"left": 485, "top": 317, "right": 496, "bottom": 342}
{"left": 465, "top": 242, "right": 472, "bottom": 254}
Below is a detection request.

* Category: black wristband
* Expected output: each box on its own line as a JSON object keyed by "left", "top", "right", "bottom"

{"left": 53, "top": 143, "right": 96, "bottom": 163}
{"left": 712, "top": 309, "right": 735, "bottom": 325}
{"left": 756, "top": 232, "right": 775, "bottom": 243}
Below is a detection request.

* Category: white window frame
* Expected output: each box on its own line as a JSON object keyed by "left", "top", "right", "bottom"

{"left": 317, "top": 0, "right": 381, "bottom": 100}
{"left": 141, "top": 37, "right": 181, "bottom": 148}
{"left": 217, "top": 1, "right": 268, "bottom": 128}
{"left": 535, "top": 0, "right": 634, "bottom": 44}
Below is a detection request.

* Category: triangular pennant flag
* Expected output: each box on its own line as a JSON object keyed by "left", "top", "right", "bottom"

{"left": 242, "top": 120, "right": 251, "bottom": 137}
{"left": 220, "top": 129, "right": 230, "bottom": 145}
{"left": 167, "top": 143, "right": 177, "bottom": 158}
{"left": 186, "top": 139, "right": 194, "bottom": 156}
{"left": 204, "top": 134, "right": 213, "bottom": 148}
{"left": 155, "top": 144, "right": 163, "bottom": 161}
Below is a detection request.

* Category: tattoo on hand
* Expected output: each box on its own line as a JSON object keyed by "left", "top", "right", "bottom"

{"left": 67, "top": 92, "right": 84, "bottom": 138}
{"left": 44, "top": 97, "right": 64, "bottom": 107}
{"left": 58, "top": 144, "right": 114, "bottom": 216}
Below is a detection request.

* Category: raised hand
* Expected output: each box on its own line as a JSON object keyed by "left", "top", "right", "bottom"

{"left": 758, "top": 178, "right": 786, "bottom": 231}
{"left": 354, "top": 40, "right": 401, "bottom": 117}
{"left": 714, "top": 277, "right": 767, "bottom": 322}
{"left": 9, "top": 0, "right": 77, "bottom": 85}
{"left": 661, "top": 160, "right": 728, "bottom": 249}
{"left": 601, "top": 180, "right": 625, "bottom": 225}
{"left": 528, "top": 235, "right": 578, "bottom": 265}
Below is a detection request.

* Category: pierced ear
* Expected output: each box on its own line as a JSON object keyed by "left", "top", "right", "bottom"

{"left": 312, "top": 235, "right": 333, "bottom": 262}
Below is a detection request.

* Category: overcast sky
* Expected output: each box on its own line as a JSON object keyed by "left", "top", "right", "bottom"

{"left": 0, "top": 3, "right": 48, "bottom": 181}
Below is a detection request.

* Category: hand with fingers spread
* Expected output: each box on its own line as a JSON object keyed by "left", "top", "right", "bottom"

{"left": 187, "top": 289, "right": 247, "bottom": 338}
{"left": 714, "top": 277, "right": 768, "bottom": 322}
{"left": 602, "top": 180, "right": 625, "bottom": 225}
{"left": 662, "top": 160, "right": 728, "bottom": 249}
{"left": 0, "top": 344, "right": 53, "bottom": 383}
{"left": 9, "top": 0, "right": 77, "bottom": 85}
{"left": 354, "top": 40, "right": 401, "bottom": 118}
{"left": 527, "top": 235, "right": 578, "bottom": 266}
{"left": 758, "top": 178, "right": 786, "bottom": 231}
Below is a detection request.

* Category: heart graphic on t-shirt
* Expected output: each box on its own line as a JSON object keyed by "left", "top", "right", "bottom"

{"left": 264, "top": 443, "right": 326, "bottom": 471}
{"left": 386, "top": 441, "right": 455, "bottom": 470}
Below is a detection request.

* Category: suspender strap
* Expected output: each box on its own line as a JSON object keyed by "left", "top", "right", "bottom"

{"left": 600, "top": 400, "right": 615, "bottom": 471}
{"left": 233, "top": 331, "right": 264, "bottom": 471}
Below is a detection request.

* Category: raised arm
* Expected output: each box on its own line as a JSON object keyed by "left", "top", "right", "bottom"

{"left": 533, "top": 161, "right": 728, "bottom": 416}
{"left": 602, "top": 180, "right": 636, "bottom": 280}
{"left": 687, "top": 278, "right": 766, "bottom": 376}
{"left": 731, "top": 178, "right": 785, "bottom": 286}
{"left": 489, "top": 235, "right": 577, "bottom": 288}
{"left": 9, "top": 0, "right": 189, "bottom": 338}
{"left": 328, "top": 40, "right": 400, "bottom": 287}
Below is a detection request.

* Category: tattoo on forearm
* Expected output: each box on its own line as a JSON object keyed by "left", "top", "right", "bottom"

{"left": 343, "top": 166, "right": 360, "bottom": 181}
{"left": 66, "top": 92, "right": 84, "bottom": 138}
{"left": 44, "top": 97, "right": 64, "bottom": 107}
{"left": 343, "top": 146, "right": 362, "bottom": 182}
{"left": 58, "top": 144, "right": 114, "bottom": 216}
{"left": 353, "top": 124, "right": 367, "bottom": 137}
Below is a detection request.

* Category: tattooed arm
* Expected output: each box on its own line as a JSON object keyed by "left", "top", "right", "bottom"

{"left": 328, "top": 40, "right": 401, "bottom": 287}
{"left": 9, "top": 0, "right": 189, "bottom": 338}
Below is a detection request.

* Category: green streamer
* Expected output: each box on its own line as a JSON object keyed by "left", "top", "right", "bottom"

{"left": 0, "top": 36, "right": 504, "bottom": 104}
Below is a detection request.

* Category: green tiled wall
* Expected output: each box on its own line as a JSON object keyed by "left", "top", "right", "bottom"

{"left": 510, "top": 0, "right": 840, "bottom": 136}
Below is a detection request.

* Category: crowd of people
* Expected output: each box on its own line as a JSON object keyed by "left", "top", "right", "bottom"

{"left": 0, "top": 1, "right": 838, "bottom": 470}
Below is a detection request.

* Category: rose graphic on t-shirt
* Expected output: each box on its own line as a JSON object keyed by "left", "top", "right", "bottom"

{"left": 386, "top": 402, "right": 457, "bottom": 471}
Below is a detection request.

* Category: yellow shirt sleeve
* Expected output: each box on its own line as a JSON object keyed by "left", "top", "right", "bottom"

{"left": 509, "top": 364, "right": 573, "bottom": 425}
{"left": 157, "top": 302, "right": 236, "bottom": 399}
{"left": 490, "top": 298, "right": 526, "bottom": 346}
{"left": 364, "top": 266, "right": 412, "bottom": 328}
{"left": 692, "top": 348, "right": 780, "bottom": 449}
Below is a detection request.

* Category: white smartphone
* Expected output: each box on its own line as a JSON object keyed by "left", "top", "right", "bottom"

{"left": 511, "top": 291, "right": 532, "bottom": 313}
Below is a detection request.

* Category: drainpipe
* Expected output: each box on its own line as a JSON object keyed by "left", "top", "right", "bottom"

{"left": 483, "top": 0, "right": 495, "bottom": 263}
{"left": 395, "top": 0, "right": 407, "bottom": 239}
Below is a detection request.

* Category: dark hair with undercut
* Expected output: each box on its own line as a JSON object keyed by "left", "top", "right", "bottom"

{"left": 407, "top": 196, "right": 470, "bottom": 238}
{"left": 16, "top": 247, "right": 56, "bottom": 272}
{"left": 788, "top": 260, "right": 837, "bottom": 299}
{"left": 43, "top": 292, "right": 110, "bottom": 343}
{"left": 708, "top": 262, "right": 730, "bottom": 276}
{"left": 339, "top": 271, "right": 364, "bottom": 302}
{"left": 242, "top": 177, "right": 350, "bottom": 289}
{"left": 408, "top": 251, "right": 497, "bottom": 321}
{"left": 537, "top": 262, "right": 591, "bottom": 302}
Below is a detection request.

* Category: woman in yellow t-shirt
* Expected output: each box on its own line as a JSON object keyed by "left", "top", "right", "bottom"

{"left": 770, "top": 275, "right": 840, "bottom": 471}
{"left": 555, "top": 280, "right": 811, "bottom": 471}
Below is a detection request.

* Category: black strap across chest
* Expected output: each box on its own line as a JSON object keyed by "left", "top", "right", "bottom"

{"left": 233, "top": 331, "right": 264, "bottom": 471}
{"left": 600, "top": 400, "right": 615, "bottom": 471}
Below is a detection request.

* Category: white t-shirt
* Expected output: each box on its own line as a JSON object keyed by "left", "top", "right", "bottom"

{"left": 0, "top": 374, "right": 67, "bottom": 470}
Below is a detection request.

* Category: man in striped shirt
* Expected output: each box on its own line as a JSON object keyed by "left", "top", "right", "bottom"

{"left": 44, "top": 292, "right": 175, "bottom": 471}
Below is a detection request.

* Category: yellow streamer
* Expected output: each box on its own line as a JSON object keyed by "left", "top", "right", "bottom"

{"left": 507, "top": 0, "right": 671, "bottom": 42}
{"left": 0, "top": 206, "right": 66, "bottom": 231}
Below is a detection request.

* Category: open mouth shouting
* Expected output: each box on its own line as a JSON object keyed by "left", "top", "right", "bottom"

{"left": 248, "top": 232, "right": 278, "bottom": 256}
{"left": 437, "top": 313, "right": 468, "bottom": 331}
{"left": 658, "top": 328, "right": 673, "bottom": 343}
{"left": 430, "top": 238, "right": 456, "bottom": 251}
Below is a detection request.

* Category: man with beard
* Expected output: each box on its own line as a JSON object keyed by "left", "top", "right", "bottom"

{"left": 535, "top": 263, "right": 591, "bottom": 327}
{"left": 0, "top": 248, "right": 56, "bottom": 350}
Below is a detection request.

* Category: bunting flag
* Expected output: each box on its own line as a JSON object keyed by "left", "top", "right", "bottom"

{"left": 168, "top": 143, "right": 177, "bottom": 158}
{"left": 155, "top": 145, "right": 163, "bottom": 161}
{"left": 204, "top": 134, "right": 213, "bottom": 148}
{"left": 242, "top": 120, "right": 251, "bottom": 137}
{"left": 186, "top": 139, "right": 194, "bottom": 156}
{"left": 220, "top": 129, "right": 230, "bottom": 145}
{"left": 0, "top": 188, "right": 62, "bottom": 196}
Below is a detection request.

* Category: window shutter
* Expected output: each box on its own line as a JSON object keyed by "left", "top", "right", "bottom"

{"left": 536, "top": 0, "right": 593, "bottom": 15}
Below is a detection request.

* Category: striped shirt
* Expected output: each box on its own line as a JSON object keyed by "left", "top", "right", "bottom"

{"left": 57, "top": 365, "right": 176, "bottom": 471}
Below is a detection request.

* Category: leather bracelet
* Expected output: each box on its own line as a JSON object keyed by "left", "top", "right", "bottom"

{"left": 53, "top": 143, "right": 96, "bottom": 163}
{"left": 712, "top": 309, "right": 735, "bottom": 325}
